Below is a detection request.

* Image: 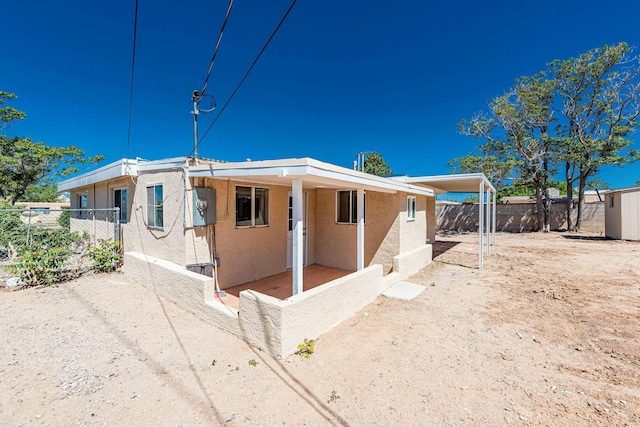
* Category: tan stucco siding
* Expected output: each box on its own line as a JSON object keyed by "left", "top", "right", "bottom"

{"left": 426, "top": 195, "right": 436, "bottom": 243}
{"left": 200, "top": 179, "right": 290, "bottom": 288}
{"left": 366, "top": 192, "right": 401, "bottom": 274}
{"left": 305, "top": 189, "right": 316, "bottom": 265}
{"left": 69, "top": 177, "right": 134, "bottom": 241}
{"left": 314, "top": 189, "right": 405, "bottom": 273}
{"left": 124, "top": 170, "right": 187, "bottom": 265}
{"left": 314, "top": 189, "right": 357, "bottom": 270}
{"left": 398, "top": 193, "right": 427, "bottom": 254}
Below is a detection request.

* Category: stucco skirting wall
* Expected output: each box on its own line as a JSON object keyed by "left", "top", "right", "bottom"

{"left": 238, "top": 264, "right": 386, "bottom": 358}
{"left": 123, "top": 251, "right": 394, "bottom": 358}
{"left": 123, "top": 252, "right": 241, "bottom": 334}
{"left": 392, "top": 244, "right": 433, "bottom": 280}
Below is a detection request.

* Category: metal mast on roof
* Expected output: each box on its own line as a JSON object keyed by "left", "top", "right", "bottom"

{"left": 191, "top": 91, "right": 216, "bottom": 159}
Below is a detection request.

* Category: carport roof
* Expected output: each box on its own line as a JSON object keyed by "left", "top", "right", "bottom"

{"left": 390, "top": 173, "right": 496, "bottom": 194}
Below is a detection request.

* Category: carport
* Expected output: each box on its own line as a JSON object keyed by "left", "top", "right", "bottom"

{"left": 391, "top": 173, "right": 496, "bottom": 268}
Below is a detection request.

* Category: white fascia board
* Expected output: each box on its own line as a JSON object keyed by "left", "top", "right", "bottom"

{"left": 136, "top": 157, "right": 190, "bottom": 172}
{"left": 57, "top": 158, "right": 138, "bottom": 192}
{"left": 189, "top": 159, "right": 434, "bottom": 196}
{"left": 392, "top": 173, "right": 496, "bottom": 193}
{"left": 602, "top": 186, "right": 640, "bottom": 195}
{"left": 305, "top": 164, "right": 434, "bottom": 196}
{"left": 190, "top": 164, "right": 308, "bottom": 178}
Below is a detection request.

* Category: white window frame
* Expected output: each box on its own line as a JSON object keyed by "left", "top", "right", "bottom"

{"left": 114, "top": 188, "right": 128, "bottom": 223}
{"left": 609, "top": 194, "right": 615, "bottom": 208}
{"left": 235, "top": 186, "right": 270, "bottom": 227}
{"left": 336, "top": 190, "right": 366, "bottom": 224}
{"left": 407, "top": 196, "right": 416, "bottom": 221}
{"left": 146, "top": 184, "right": 164, "bottom": 228}
{"left": 78, "top": 194, "right": 88, "bottom": 219}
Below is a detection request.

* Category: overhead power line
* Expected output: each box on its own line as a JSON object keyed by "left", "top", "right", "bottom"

{"left": 126, "top": 0, "right": 139, "bottom": 158}
{"left": 201, "top": 0, "right": 235, "bottom": 96}
{"left": 194, "top": 0, "right": 299, "bottom": 154}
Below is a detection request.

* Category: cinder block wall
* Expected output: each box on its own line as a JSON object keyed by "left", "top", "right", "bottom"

{"left": 436, "top": 202, "right": 604, "bottom": 233}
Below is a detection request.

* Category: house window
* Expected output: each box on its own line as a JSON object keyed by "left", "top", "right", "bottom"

{"left": 236, "top": 186, "right": 269, "bottom": 227}
{"left": 114, "top": 188, "right": 127, "bottom": 223}
{"left": 146, "top": 185, "right": 163, "bottom": 228}
{"left": 336, "top": 190, "right": 365, "bottom": 224}
{"left": 609, "top": 194, "right": 615, "bottom": 208}
{"left": 407, "top": 196, "right": 416, "bottom": 221}
{"left": 78, "top": 194, "right": 88, "bottom": 219}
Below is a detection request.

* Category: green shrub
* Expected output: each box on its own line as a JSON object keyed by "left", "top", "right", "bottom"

{"left": 0, "top": 205, "right": 27, "bottom": 249}
{"left": 58, "top": 209, "right": 70, "bottom": 229}
{"left": 295, "top": 338, "right": 315, "bottom": 358}
{"left": 10, "top": 247, "right": 74, "bottom": 286}
{"left": 88, "top": 239, "right": 123, "bottom": 273}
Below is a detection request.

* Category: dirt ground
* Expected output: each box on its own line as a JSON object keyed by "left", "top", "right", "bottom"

{"left": 1, "top": 232, "right": 639, "bottom": 426}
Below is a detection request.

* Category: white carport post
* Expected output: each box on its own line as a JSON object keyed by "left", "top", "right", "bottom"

{"left": 492, "top": 188, "right": 497, "bottom": 245}
{"left": 479, "top": 180, "right": 484, "bottom": 269}
{"left": 486, "top": 183, "right": 491, "bottom": 256}
{"left": 356, "top": 188, "right": 365, "bottom": 270}
{"left": 292, "top": 179, "right": 304, "bottom": 295}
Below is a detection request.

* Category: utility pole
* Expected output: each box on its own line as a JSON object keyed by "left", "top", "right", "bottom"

{"left": 191, "top": 90, "right": 201, "bottom": 159}
{"left": 191, "top": 90, "right": 216, "bottom": 159}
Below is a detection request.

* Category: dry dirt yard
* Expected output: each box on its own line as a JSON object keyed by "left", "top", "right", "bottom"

{"left": 1, "top": 232, "right": 639, "bottom": 426}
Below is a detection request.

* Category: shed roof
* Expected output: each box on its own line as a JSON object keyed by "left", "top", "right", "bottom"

{"left": 602, "top": 186, "right": 640, "bottom": 195}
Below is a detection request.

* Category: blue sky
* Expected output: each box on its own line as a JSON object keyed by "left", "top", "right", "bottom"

{"left": 3, "top": 0, "right": 640, "bottom": 190}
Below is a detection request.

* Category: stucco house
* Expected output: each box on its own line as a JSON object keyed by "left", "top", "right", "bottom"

{"left": 604, "top": 186, "right": 640, "bottom": 241}
{"left": 58, "top": 156, "right": 436, "bottom": 357}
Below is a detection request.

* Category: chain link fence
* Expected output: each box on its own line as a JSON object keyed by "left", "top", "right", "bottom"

{"left": 0, "top": 208, "right": 122, "bottom": 289}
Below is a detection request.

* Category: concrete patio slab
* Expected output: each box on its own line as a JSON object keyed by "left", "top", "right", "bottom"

{"left": 382, "top": 281, "right": 426, "bottom": 300}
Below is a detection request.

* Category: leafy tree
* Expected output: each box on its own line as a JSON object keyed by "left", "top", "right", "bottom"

{"left": 447, "top": 153, "right": 516, "bottom": 189}
{"left": 454, "top": 43, "right": 640, "bottom": 231}
{"left": 363, "top": 152, "right": 393, "bottom": 176}
{"left": 0, "top": 91, "right": 103, "bottom": 204}
{"left": 585, "top": 177, "right": 611, "bottom": 190}
{"left": 551, "top": 43, "right": 640, "bottom": 230}
{"left": 496, "top": 178, "right": 566, "bottom": 201}
{"left": 20, "top": 181, "right": 60, "bottom": 203}
{"left": 0, "top": 91, "right": 26, "bottom": 129}
{"left": 463, "top": 195, "right": 479, "bottom": 204}
{"left": 456, "top": 73, "right": 556, "bottom": 231}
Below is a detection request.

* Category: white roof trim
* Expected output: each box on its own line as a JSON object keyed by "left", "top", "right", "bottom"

{"left": 602, "top": 186, "right": 640, "bottom": 194}
{"left": 136, "top": 157, "right": 190, "bottom": 172}
{"left": 57, "top": 158, "right": 138, "bottom": 192}
{"left": 57, "top": 157, "right": 192, "bottom": 192}
{"left": 189, "top": 158, "right": 435, "bottom": 196}
{"left": 390, "top": 172, "right": 496, "bottom": 193}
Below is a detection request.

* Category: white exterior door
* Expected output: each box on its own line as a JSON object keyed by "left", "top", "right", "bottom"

{"left": 287, "top": 192, "right": 308, "bottom": 269}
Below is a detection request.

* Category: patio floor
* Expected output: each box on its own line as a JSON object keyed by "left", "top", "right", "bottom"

{"left": 214, "top": 264, "right": 353, "bottom": 310}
